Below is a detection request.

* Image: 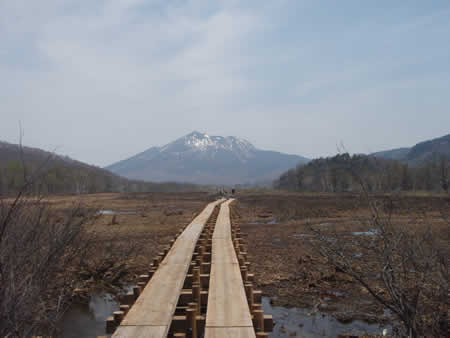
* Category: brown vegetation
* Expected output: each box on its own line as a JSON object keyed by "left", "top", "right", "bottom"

{"left": 0, "top": 190, "right": 215, "bottom": 336}
{"left": 232, "top": 191, "right": 449, "bottom": 335}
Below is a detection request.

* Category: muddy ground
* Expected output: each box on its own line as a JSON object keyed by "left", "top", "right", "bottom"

{"left": 231, "top": 191, "right": 449, "bottom": 326}
{"left": 45, "top": 192, "right": 217, "bottom": 293}
{"left": 45, "top": 190, "right": 448, "bottom": 329}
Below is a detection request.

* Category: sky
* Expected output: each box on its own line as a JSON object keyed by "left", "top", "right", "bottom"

{"left": 1, "top": 0, "right": 449, "bottom": 167}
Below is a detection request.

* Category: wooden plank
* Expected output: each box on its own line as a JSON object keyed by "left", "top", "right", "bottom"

{"left": 206, "top": 262, "right": 252, "bottom": 327}
{"left": 212, "top": 200, "right": 232, "bottom": 240}
{"left": 113, "top": 326, "right": 166, "bottom": 337}
{"left": 206, "top": 200, "right": 256, "bottom": 338}
{"left": 205, "top": 327, "right": 256, "bottom": 338}
{"left": 113, "top": 199, "right": 224, "bottom": 338}
{"left": 210, "top": 239, "right": 238, "bottom": 265}
{"left": 120, "top": 263, "right": 185, "bottom": 326}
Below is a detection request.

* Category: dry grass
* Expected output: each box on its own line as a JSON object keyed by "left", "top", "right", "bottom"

{"left": 46, "top": 192, "right": 216, "bottom": 283}
{"left": 232, "top": 191, "right": 449, "bottom": 326}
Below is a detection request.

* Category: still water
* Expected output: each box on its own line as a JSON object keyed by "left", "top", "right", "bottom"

{"left": 261, "top": 297, "right": 389, "bottom": 337}
{"left": 62, "top": 293, "right": 389, "bottom": 337}
{"left": 61, "top": 293, "right": 119, "bottom": 338}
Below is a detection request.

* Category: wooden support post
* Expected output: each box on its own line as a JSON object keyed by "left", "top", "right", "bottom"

{"left": 113, "top": 311, "right": 124, "bottom": 326}
{"left": 264, "top": 315, "right": 274, "bottom": 332}
{"left": 253, "top": 290, "right": 262, "bottom": 303}
{"left": 133, "top": 286, "right": 140, "bottom": 300}
{"left": 186, "top": 308, "right": 197, "bottom": 338}
{"left": 188, "top": 302, "right": 198, "bottom": 315}
{"left": 245, "top": 282, "right": 254, "bottom": 309}
{"left": 201, "top": 262, "right": 210, "bottom": 274}
{"left": 119, "top": 304, "right": 130, "bottom": 314}
{"left": 254, "top": 310, "right": 264, "bottom": 332}
{"left": 122, "top": 291, "right": 135, "bottom": 306}
{"left": 200, "top": 273, "right": 210, "bottom": 289}
{"left": 138, "top": 274, "right": 149, "bottom": 283}
{"left": 192, "top": 283, "right": 201, "bottom": 313}
{"left": 241, "top": 266, "right": 248, "bottom": 282}
{"left": 137, "top": 281, "right": 146, "bottom": 293}
{"left": 105, "top": 316, "right": 116, "bottom": 334}
{"left": 188, "top": 261, "right": 196, "bottom": 273}
{"left": 196, "top": 256, "right": 203, "bottom": 273}
{"left": 203, "top": 252, "right": 211, "bottom": 262}
{"left": 193, "top": 267, "right": 201, "bottom": 285}
{"left": 252, "top": 304, "right": 262, "bottom": 312}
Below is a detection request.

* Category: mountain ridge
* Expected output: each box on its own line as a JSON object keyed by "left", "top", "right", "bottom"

{"left": 371, "top": 133, "right": 450, "bottom": 165}
{"left": 106, "top": 131, "right": 309, "bottom": 185}
{"left": 0, "top": 140, "right": 200, "bottom": 195}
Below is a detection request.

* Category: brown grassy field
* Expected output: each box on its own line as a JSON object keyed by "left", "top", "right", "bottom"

{"left": 231, "top": 191, "right": 449, "bottom": 324}
{"left": 43, "top": 192, "right": 217, "bottom": 292}
{"left": 41, "top": 190, "right": 448, "bottom": 327}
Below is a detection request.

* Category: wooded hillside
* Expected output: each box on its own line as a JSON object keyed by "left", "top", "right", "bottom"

{"left": 275, "top": 153, "right": 449, "bottom": 193}
{"left": 0, "top": 141, "right": 201, "bottom": 195}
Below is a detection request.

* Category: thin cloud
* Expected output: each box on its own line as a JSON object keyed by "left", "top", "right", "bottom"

{"left": 0, "top": 1, "right": 449, "bottom": 166}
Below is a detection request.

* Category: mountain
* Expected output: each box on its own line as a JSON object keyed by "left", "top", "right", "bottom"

{"left": 406, "top": 134, "right": 450, "bottom": 164}
{"left": 0, "top": 141, "right": 200, "bottom": 195}
{"left": 106, "top": 131, "right": 309, "bottom": 185}
{"left": 371, "top": 134, "right": 450, "bottom": 165}
{"left": 371, "top": 147, "right": 410, "bottom": 161}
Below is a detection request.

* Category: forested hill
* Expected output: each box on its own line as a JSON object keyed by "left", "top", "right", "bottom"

{"left": 0, "top": 141, "right": 201, "bottom": 195}
{"left": 371, "top": 133, "right": 450, "bottom": 164}
{"left": 275, "top": 153, "right": 449, "bottom": 193}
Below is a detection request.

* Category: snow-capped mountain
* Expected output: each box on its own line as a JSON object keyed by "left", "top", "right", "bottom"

{"left": 159, "top": 132, "right": 256, "bottom": 162}
{"left": 106, "top": 131, "right": 309, "bottom": 185}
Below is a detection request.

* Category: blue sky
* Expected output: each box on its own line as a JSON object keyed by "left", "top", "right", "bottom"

{"left": 1, "top": 0, "right": 449, "bottom": 166}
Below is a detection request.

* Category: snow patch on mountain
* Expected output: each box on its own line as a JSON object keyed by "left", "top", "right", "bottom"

{"left": 186, "top": 132, "right": 215, "bottom": 150}
{"left": 159, "top": 131, "right": 256, "bottom": 160}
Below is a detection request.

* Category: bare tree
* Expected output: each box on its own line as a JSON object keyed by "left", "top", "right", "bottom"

{"left": 0, "top": 141, "right": 150, "bottom": 336}
{"left": 0, "top": 185, "right": 97, "bottom": 336}
{"left": 0, "top": 143, "right": 94, "bottom": 336}
{"left": 440, "top": 156, "right": 449, "bottom": 193}
{"left": 310, "top": 172, "right": 448, "bottom": 337}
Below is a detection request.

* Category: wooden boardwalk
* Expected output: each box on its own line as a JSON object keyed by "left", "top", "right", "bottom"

{"left": 205, "top": 199, "right": 256, "bottom": 338}
{"left": 112, "top": 199, "right": 223, "bottom": 338}
{"left": 106, "top": 197, "right": 272, "bottom": 338}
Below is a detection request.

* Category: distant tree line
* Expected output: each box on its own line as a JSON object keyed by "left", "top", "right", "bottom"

{"left": 275, "top": 153, "right": 449, "bottom": 193}
{"left": 0, "top": 160, "right": 201, "bottom": 196}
